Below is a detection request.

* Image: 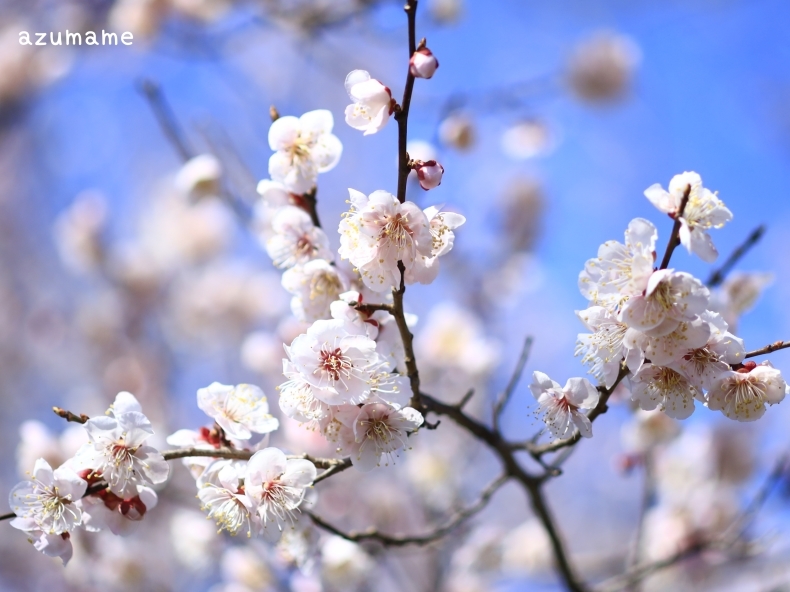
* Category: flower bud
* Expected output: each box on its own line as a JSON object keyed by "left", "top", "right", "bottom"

{"left": 415, "top": 160, "right": 444, "bottom": 190}
{"left": 409, "top": 47, "right": 439, "bottom": 79}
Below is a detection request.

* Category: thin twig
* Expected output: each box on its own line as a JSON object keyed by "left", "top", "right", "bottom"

{"left": 624, "top": 451, "right": 655, "bottom": 592}
{"left": 163, "top": 447, "right": 349, "bottom": 472}
{"left": 394, "top": 0, "right": 418, "bottom": 204}
{"left": 493, "top": 336, "right": 533, "bottom": 430}
{"left": 658, "top": 184, "right": 692, "bottom": 270}
{"left": 138, "top": 79, "right": 194, "bottom": 161}
{"left": 52, "top": 406, "right": 88, "bottom": 424}
{"left": 307, "top": 473, "right": 508, "bottom": 547}
{"left": 353, "top": 301, "right": 394, "bottom": 315}
{"left": 744, "top": 340, "right": 790, "bottom": 359}
{"left": 706, "top": 225, "right": 766, "bottom": 288}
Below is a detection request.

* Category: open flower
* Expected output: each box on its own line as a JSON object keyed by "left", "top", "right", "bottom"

{"left": 244, "top": 448, "right": 316, "bottom": 542}
{"left": 405, "top": 205, "right": 466, "bottom": 285}
{"left": 197, "top": 383, "right": 279, "bottom": 442}
{"left": 644, "top": 171, "right": 732, "bottom": 262}
{"left": 268, "top": 109, "right": 342, "bottom": 195}
{"left": 281, "top": 259, "right": 351, "bottom": 322}
{"left": 576, "top": 305, "right": 645, "bottom": 388}
{"left": 336, "top": 403, "right": 424, "bottom": 472}
{"left": 80, "top": 484, "right": 158, "bottom": 537}
{"left": 265, "top": 206, "right": 332, "bottom": 269}
{"left": 283, "top": 318, "right": 396, "bottom": 406}
{"left": 197, "top": 460, "right": 256, "bottom": 537}
{"left": 620, "top": 269, "right": 709, "bottom": 336}
{"left": 338, "top": 189, "right": 432, "bottom": 292}
{"left": 673, "top": 310, "right": 744, "bottom": 391}
{"left": 344, "top": 70, "right": 394, "bottom": 135}
{"left": 529, "top": 372, "right": 600, "bottom": 439}
{"left": 74, "top": 392, "right": 169, "bottom": 498}
{"left": 579, "top": 218, "right": 657, "bottom": 311}
{"left": 9, "top": 459, "right": 86, "bottom": 565}
{"left": 630, "top": 364, "right": 700, "bottom": 419}
{"left": 706, "top": 361, "right": 786, "bottom": 422}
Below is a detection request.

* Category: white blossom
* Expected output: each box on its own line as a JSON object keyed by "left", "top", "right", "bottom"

{"left": 630, "top": 364, "right": 700, "bottom": 419}
{"left": 673, "top": 310, "right": 744, "bottom": 391}
{"left": 620, "top": 269, "right": 709, "bottom": 336}
{"left": 409, "top": 47, "right": 440, "bottom": 79}
{"left": 197, "top": 460, "right": 255, "bottom": 537}
{"left": 344, "top": 70, "right": 394, "bottom": 135}
{"left": 579, "top": 218, "right": 657, "bottom": 310}
{"left": 644, "top": 171, "right": 732, "bottom": 262}
{"left": 576, "top": 305, "right": 645, "bottom": 388}
{"left": 175, "top": 154, "right": 222, "bottom": 201}
{"left": 74, "top": 392, "right": 169, "bottom": 498}
{"left": 197, "top": 382, "right": 279, "bottom": 442}
{"left": 529, "top": 372, "right": 600, "bottom": 439}
{"left": 279, "top": 361, "right": 332, "bottom": 428}
{"left": 339, "top": 189, "right": 432, "bottom": 292}
{"left": 265, "top": 206, "right": 332, "bottom": 269}
{"left": 638, "top": 315, "right": 711, "bottom": 366}
{"left": 335, "top": 402, "right": 424, "bottom": 472}
{"left": 283, "top": 318, "right": 399, "bottom": 406}
{"left": 244, "top": 448, "right": 316, "bottom": 542}
{"left": 282, "top": 259, "right": 351, "bottom": 322}
{"left": 268, "top": 109, "right": 342, "bottom": 195}
{"left": 706, "top": 361, "right": 786, "bottom": 422}
{"left": 8, "top": 459, "right": 86, "bottom": 566}
{"left": 406, "top": 205, "right": 466, "bottom": 285}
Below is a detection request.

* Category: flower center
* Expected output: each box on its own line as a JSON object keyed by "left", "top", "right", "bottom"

{"left": 318, "top": 347, "right": 353, "bottom": 383}
{"left": 380, "top": 213, "right": 412, "bottom": 250}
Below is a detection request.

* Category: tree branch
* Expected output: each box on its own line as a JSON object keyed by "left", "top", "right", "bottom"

{"left": 743, "top": 340, "right": 790, "bottom": 359}
{"left": 307, "top": 473, "right": 508, "bottom": 547}
{"left": 138, "top": 79, "right": 194, "bottom": 161}
{"left": 393, "top": 262, "right": 422, "bottom": 411}
{"left": 493, "top": 336, "right": 533, "bottom": 430}
{"left": 394, "top": 0, "right": 418, "bottom": 204}
{"left": 52, "top": 406, "right": 88, "bottom": 424}
{"left": 706, "top": 225, "right": 765, "bottom": 288}
{"left": 658, "top": 184, "right": 692, "bottom": 270}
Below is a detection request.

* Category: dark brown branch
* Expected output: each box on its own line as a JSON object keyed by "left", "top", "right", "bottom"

{"left": 706, "top": 225, "right": 765, "bottom": 288}
{"left": 163, "top": 447, "right": 349, "bottom": 473}
{"left": 421, "top": 393, "right": 588, "bottom": 592}
{"left": 393, "top": 262, "right": 422, "bottom": 411}
{"left": 493, "top": 336, "right": 533, "bottom": 430}
{"left": 394, "top": 1, "right": 419, "bottom": 204}
{"left": 299, "top": 187, "right": 321, "bottom": 228}
{"left": 353, "top": 301, "right": 394, "bottom": 315}
{"left": 744, "top": 340, "right": 790, "bottom": 359}
{"left": 307, "top": 473, "right": 508, "bottom": 547}
{"left": 52, "top": 406, "right": 88, "bottom": 424}
{"left": 658, "top": 184, "right": 692, "bottom": 270}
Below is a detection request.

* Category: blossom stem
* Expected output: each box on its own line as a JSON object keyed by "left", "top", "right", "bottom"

{"left": 706, "top": 224, "right": 765, "bottom": 288}
{"left": 743, "top": 340, "right": 790, "bottom": 360}
{"left": 52, "top": 406, "right": 88, "bottom": 424}
{"left": 658, "top": 184, "right": 692, "bottom": 270}
{"left": 393, "top": 262, "right": 422, "bottom": 410}
{"left": 395, "top": 1, "right": 419, "bottom": 204}
{"left": 306, "top": 473, "right": 508, "bottom": 547}
{"left": 493, "top": 336, "right": 533, "bottom": 430}
{"left": 300, "top": 187, "right": 321, "bottom": 228}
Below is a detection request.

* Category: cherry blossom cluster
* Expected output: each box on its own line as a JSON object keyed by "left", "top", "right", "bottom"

{"left": 574, "top": 172, "right": 785, "bottom": 422}
{"left": 528, "top": 172, "right": 787, "bottom": 440}
{"left": 8, "top": 393, "right": 169, "bottom": 564}
{"left": 170, "top": 383, "right": 316, "bottom": 542}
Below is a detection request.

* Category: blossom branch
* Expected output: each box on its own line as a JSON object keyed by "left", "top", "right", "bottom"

{"left": 307, "top": 473, "right": 508, "bottom": 547}
{"left": 138, "top": 79, "right": 194, "bottom": 161}
{"left": 493, "top": 336, "right": 533, "bottom": 430}
{"left": 52, "top": 406, "right": 88, "bottom": 424}
{"left": 393, "top": 262, "right": 423, "bottom": 411}
{"left": 420, "top": 393, "right": 588, "bottom": 592}
{"left": 658, "top": 184, "right": 691, "bottom": 270}
{"left": 394, "top": 0, "right": 419, "bottom": 204}
{"left": 706, "top": 224, "right": 765, "bottom": 287}
{"left": 743, "top": 340, "right": 790, "bottom": 359}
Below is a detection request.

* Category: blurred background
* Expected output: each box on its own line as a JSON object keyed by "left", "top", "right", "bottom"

{"left": 1, "top": 0, "right": 790, "bottom": 590}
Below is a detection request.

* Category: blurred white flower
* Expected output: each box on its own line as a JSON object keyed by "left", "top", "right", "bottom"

{"left": 53, "top": 192, "right": 107, "bottom": 275}
{"left": 568, "top": 32, "right": 640, "bottom": 102}
{"left": 501, "top": 119, "right": 553, "bottom": 160}
{"left": 439, "top": 111, "right": 475, "bottom": 150}
{"left": 320, "top": 536, "right": 374, "bottom": 591}
{"left": 265, "top": 206, "right": 332, "bottom": 269}
{"left": 175, "top": 154, "right": 223, "bottom": 201}
{"left": 621, "top": 409, "right": 681, "bottom": 454}
{"left": 282, "top": 259, "right": 351, "bottom": 322}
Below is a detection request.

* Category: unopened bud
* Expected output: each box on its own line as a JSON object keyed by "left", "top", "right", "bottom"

{"left": 410, "top": 47, "right": 439, "bottom": 79}
{"left": 415, "top": 160, "right": 444, "bottom": 190}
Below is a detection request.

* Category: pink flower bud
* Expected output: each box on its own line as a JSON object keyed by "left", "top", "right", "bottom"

{"left": 409, "top": 47, "right": 439, "bottom": 79}
{"left": 415, "top": 160, "right": 444, "bottom": 190}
